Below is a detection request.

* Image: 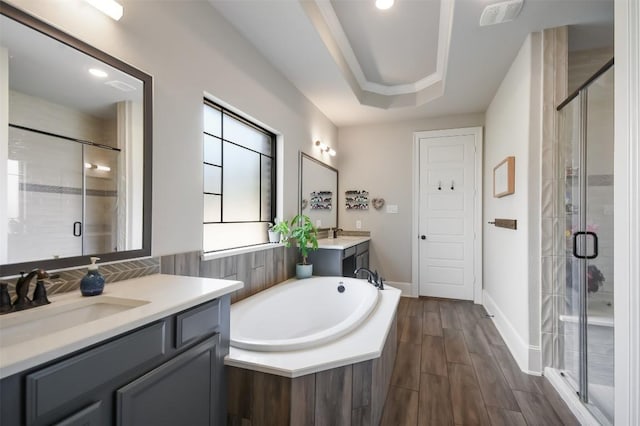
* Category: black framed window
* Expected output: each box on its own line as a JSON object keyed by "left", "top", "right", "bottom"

{"left": 203, "top": 100, "right": 276, "bottom": 252}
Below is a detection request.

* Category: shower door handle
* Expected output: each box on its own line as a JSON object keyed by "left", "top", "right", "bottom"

{"left": 73, "top": 221, "right": 82, "bottom": 237}
{"left": 572, "top": 231, "right": 598, "bottom": 259}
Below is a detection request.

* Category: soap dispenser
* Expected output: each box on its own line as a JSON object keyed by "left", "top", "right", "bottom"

{"left": 81, "top": 257, "right": 105, "bottom": 296}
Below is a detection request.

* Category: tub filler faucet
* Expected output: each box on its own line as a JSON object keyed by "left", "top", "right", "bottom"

{"left": 354, "top": 267, "right": 385, "bottom": 290}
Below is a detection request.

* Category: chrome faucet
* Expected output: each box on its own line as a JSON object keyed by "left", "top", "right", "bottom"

{"left": 354, "top": 267, "right": 385, "bottom": 290}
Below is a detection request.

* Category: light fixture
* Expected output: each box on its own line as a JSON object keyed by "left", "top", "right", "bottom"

{"left": 89, "top": 68, "right": 108, "bottom": 78}
{"left": 84, "top": 0, "right": 124, "bottom": 21}
{"left": 375, "top": 0, "right": 394, "bottom": 10}
{"left": 84, "top": 163, "right": 111, "bottom": 172}
{"left": 315, "top": 140, "right": 337, "bottom": 157}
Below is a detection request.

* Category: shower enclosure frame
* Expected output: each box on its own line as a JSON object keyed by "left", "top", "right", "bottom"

{"left": 555, "top": 58, "right": 614, "bottom": 423}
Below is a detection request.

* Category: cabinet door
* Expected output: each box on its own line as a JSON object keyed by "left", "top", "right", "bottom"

{"left": 53, "top": 402, "right": 101, "bottom": 426}
{"left": 116, "top": 335, "right": 220, "bottom": 426}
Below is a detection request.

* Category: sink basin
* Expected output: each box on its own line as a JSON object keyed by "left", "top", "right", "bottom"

{"left": 0, "top": 296, "right": 149, "bottom": 347}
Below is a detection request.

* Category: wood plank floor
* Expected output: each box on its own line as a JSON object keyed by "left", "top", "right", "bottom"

{"left": 380, "top": 297, "right": 579, "bottom": 426}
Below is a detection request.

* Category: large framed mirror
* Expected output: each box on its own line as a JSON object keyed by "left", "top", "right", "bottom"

{"left": 0, "top": 2, "right": 152, "bottom": 276}
{"left": 299, "top": 152, "right": 338, "bottom": 229}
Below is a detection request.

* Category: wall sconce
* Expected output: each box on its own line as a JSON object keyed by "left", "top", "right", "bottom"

{"left": 315, "top": 140, "right": 336, "bottom": 157}
{"left": 85, "top": 163, "right": 111, "bottom": 172}
{"left": 84, "top": 0, "right": 124, "bottom": 21}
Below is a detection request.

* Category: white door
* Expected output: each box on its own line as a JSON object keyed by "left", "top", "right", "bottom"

{"left": 416, "top": 129, "right": 481, "bottom": 300}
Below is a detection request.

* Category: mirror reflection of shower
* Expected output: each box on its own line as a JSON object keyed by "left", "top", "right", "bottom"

{"left": 0, "top": 13, "right": 145, "bottom": 266}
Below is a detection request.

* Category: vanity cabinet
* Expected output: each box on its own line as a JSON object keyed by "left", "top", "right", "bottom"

{"left": 116, "top": 335, "right": 220, "bottom": 426}
{"left": 0, "top": 296, "right": 229, "bottom": 426}
{"left": 308, "top": 241, "right": 370, "bottom": 278}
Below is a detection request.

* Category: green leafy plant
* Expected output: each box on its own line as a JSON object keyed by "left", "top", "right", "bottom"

{"left": 282, "top": 214, "right": 318, "bottom": 265}
{"left": 270, "top": 218, "right": 290, "bottom": 237}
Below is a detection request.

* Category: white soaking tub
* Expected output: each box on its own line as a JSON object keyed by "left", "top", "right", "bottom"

{"left": 230, "top": 277, "right": 379, "bottom": 352}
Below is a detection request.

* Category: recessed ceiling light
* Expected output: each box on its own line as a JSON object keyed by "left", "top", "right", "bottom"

{"left": 84, "top": 0, "right": 124, "bottom": 21}
{"left": 89, "top": 68, "right": 108, "bottom": 78}
{"left": 375, "top": 0, "right": 394, "bottom": 10}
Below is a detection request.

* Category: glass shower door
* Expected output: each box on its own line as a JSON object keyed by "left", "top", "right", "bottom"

{"left": 83, "top": 145, "right": 119, "bottom": 255}
{"left": 584, "top": 66, "right": 614, "bottom": 424}
{"left": 7, "top": 127, "right": 83, "bottom": 263}
{"left": 559, "top": 63, "right": 614, "bottom": 425}
{"left": 560, "top": 95, "right": 582, "bottom": 395}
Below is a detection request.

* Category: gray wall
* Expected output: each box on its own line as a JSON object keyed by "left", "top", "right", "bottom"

{"left": 337, "top": 113, "right": 485, "bottom": 284}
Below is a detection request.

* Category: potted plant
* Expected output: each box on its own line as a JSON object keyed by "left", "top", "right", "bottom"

{"left": 282, "top": 214, "right": 318, "bottom": 279}
{"left": 268, "top": 218, "right": 287, "bottom": 243}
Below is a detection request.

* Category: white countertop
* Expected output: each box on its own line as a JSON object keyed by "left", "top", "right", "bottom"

{"left": 225, "top": 283, "right": 400, "bottom": 378}
{"left": 0, "top": 274, "right": 243, "bottom": 379}
{"left": 316, "top": 236, "right": 370, "bottom": 250}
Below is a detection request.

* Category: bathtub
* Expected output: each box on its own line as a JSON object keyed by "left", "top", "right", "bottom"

{"left": 231, "top": 276, "right": 379, "bottom": 352}
{"left": 226, "top": 277, "right": 400, "bottom": 424}
{"left": 225, "top": 277, "right": 400, "bottom": 378}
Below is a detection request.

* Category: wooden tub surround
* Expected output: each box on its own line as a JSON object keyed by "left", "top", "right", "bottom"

{"left": 227, "top": 315, "right": 397, "bottom": 425}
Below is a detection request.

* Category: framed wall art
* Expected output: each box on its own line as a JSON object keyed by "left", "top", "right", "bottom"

{"left": 493, "top": 156, "right": 515, "bottom": 197}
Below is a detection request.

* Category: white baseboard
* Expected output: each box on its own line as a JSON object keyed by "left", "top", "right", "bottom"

{"left": 544, "top": 368, "right": 603, "bottom": 426}
{"left": 386, "top": 281, "right": 413, "bottom": 296}
{"left": 482, "top": 290, "right": 541, "bottom": 373}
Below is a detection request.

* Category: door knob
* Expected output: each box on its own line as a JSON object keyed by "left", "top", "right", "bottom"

{"left": 420, "top": 235, "right": 426, "bottom": 240}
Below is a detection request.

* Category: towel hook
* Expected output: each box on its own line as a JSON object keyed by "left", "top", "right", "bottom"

{"left": 451, "top": 180, "right": 455, "bottom": 190}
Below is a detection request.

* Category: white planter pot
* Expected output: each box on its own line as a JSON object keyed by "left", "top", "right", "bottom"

{"left": 268, "top": 230, "right": 280, "bottom": 243}
{"left": 296, "top": 263, "right": 313, "bottom": 279}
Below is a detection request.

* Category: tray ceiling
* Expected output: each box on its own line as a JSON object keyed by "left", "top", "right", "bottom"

{"left": 210, "top": 0, "right": 613, "bottom": 126}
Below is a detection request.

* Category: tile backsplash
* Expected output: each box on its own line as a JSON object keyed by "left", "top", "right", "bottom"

{"left": 1, "top": 257, "right": 160, "bottom": 299}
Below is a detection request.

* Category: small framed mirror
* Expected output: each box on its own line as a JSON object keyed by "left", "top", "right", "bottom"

{"left": 0, "top": 3, "right": 152, "bottom": 276}
{"left": 299, "top": 152, "right": 338, "bottom": 229}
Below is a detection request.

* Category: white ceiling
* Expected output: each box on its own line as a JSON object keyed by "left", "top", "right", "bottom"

{"left": 209, "top": 0, "right": 613, "bottom": 127}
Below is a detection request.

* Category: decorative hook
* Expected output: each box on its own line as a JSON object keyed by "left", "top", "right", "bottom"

{"left": 451, "top": 181, "right": 455, "bottom": 191}
{"left": 438, "top": 181, "right": 442, "bottom": 191}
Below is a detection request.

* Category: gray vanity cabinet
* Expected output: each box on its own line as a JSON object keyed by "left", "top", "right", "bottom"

{"left": 53, "top": 402, "right": 102, "bottom": 426}
{"left": 0, "top": 296, "right": 229, "bottom": 426}
{"left": 308, "top": 241, "right": 370, "bottom": 277}
{"left": 116, "top": 335, "right": 220, "bottom": 426}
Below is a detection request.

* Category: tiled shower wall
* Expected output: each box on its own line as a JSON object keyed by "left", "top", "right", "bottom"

{"left": 540, "top": 27, "right": 568, "bottom": 370}
{"left": 6, "top": 90, "right": 117, "bottom": 263}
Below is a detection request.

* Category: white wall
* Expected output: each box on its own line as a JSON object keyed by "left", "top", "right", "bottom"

{"left": 337, "top": 113, "right": 484, "bottom": 284}
{"left": 614, "top": 0, "right": 640, "bottom": 422}
{"left": 483, "top": 33, "right": 543, "bottom": 373}
{"left": 6, "top": 0, "right": 338, "bottom": 257}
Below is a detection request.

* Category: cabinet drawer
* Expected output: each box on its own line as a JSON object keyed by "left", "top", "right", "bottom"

{"left": 356, "top": 241, "right": 369, "bottom": 255}
{"left": 343, "top": 246, "right": 356, "bottom": 259}
{"left": 26, "top": 321, "right": 166, "bottom": 425}
{"left": 175, "top": 299, "right": 220, "bottom": 348}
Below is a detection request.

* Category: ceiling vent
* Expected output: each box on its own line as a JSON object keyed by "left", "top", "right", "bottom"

{"left": 479, "top": 0, "right": 524, "bottom": 26}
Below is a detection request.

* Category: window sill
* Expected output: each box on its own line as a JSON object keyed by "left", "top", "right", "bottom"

{"left": 201, "top": 243, "right": 283, "bottom": 262}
